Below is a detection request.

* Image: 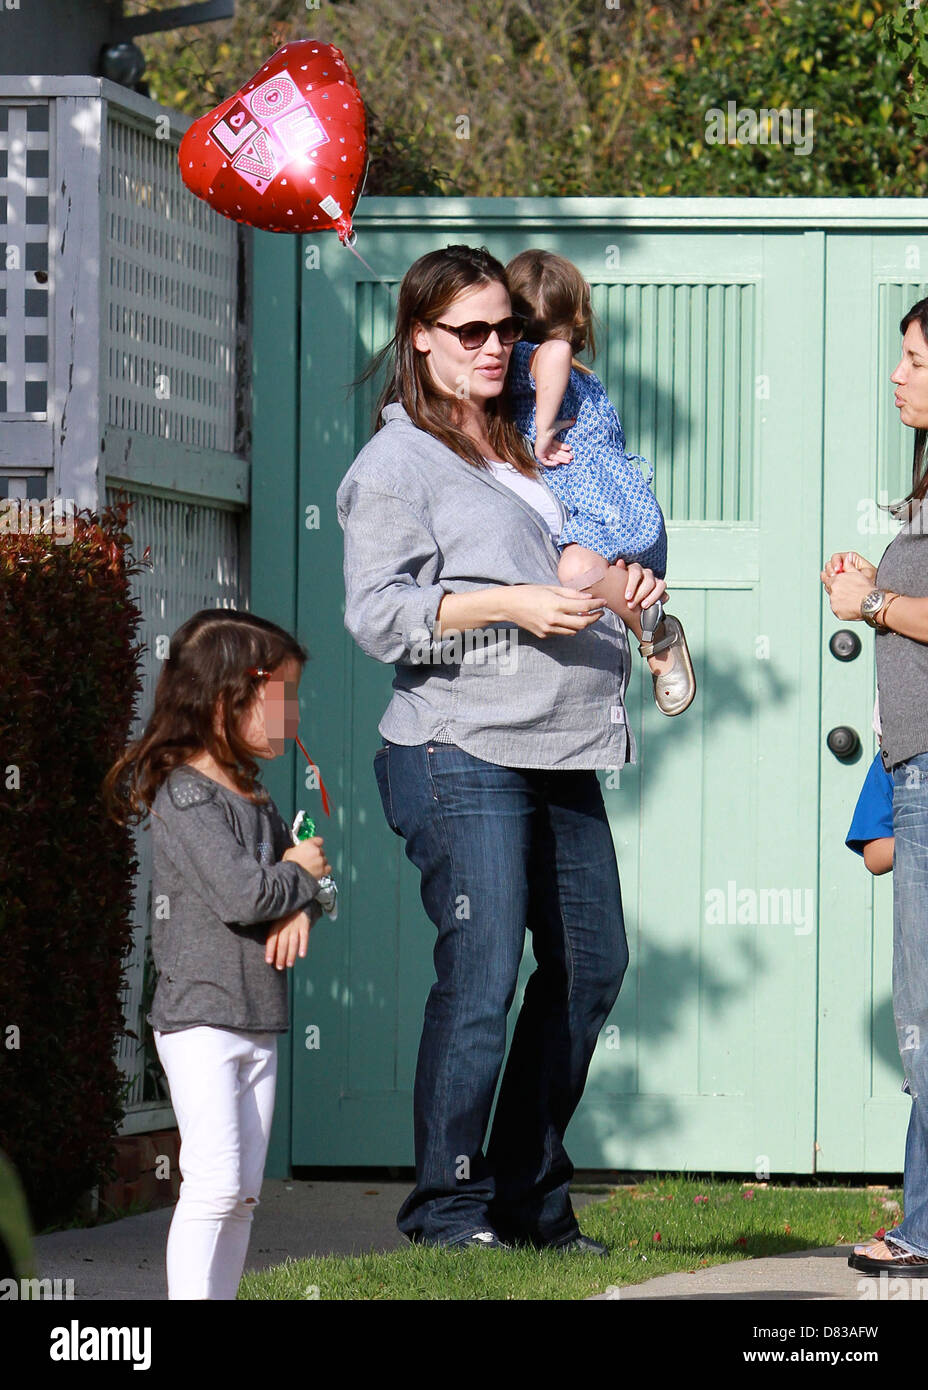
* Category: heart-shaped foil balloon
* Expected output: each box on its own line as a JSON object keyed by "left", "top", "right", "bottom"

{"left": 179, "top": 41, "right": 368, "bottom": 242}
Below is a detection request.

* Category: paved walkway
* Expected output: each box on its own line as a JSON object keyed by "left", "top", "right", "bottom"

{"left": 589, "top": 1245, "right": 873, "bottom": 1300}
{"left": 33, "top": 1180, "right": 874, "bottom": 1301}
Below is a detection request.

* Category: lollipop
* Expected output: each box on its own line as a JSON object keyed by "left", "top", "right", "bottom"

{"left": 292, "top": 810, "right": 338, "bottom": 920}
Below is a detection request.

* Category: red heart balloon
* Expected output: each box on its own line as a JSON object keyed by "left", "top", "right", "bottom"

{"left": 179, "top": 41, "right": 368, "bottom": 242}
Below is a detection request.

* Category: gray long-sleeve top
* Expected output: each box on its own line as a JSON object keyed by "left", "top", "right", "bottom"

{"left": 148, "top": 765, "right": 322, "bottom": 1034}
{"left": 336, "top": 402, "right": 635, "bottom": 770}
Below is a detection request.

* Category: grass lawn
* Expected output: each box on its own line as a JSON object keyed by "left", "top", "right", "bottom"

{"left": 237, "top": 1175, "right": 902, "bottom": 1301}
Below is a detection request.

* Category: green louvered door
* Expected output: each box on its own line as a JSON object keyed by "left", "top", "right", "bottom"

{"left": 566, "top": 230, "right": 824, "bottom": 1174}
{"left": 264, "top": 207, "right": 829, "bottom": 1174}
{"left": 815, "top": 238, "right": 920, "bottom": 1171}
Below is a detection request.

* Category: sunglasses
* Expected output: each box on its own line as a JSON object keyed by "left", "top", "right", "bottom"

{"left": 429, "top": 315, "right": 524, "bottom": 350}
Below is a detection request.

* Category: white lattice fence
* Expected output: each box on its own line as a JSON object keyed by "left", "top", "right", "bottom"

{"left": 104, "top": 114, "right": 238, "bottom": 451}
{"left": 0, "top": 97, "right": 54, "bottom": 498}
{"left": 0, "top": 102, "right": 50, "bottom": 417}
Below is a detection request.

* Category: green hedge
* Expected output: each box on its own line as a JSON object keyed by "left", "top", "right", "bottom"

{"left": 624, "top": 0, "right": 928, "bottom": 197}
{"left": 0, "top": 496, "right": 145, "bottom": 1229}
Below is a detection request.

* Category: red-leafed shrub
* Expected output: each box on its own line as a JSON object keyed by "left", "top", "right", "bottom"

{"left": 0, "top": 495, "right": 147, "bottom": 1228}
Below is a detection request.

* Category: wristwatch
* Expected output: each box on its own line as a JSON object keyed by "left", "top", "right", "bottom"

{"left": 860, "top": 589, "right": 888, "bottom": 628}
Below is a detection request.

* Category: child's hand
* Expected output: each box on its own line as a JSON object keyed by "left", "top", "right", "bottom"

{"left": 265, "top": 908, "right": 312, "bottom": 970}
{"left": 283, "top": 837, "right": 332, "bottom": 880}
{"left": 534, "top": 419, "right": 575, "bottom": 467}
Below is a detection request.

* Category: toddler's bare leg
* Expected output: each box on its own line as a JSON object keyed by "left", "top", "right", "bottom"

{"left": 559, "top": 545, "right": 674, "bottom": 675}
{"left": 557, "top": 543, "right": 608, "bottom": 593}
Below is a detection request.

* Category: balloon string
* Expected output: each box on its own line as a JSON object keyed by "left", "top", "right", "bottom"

{"left": 345, "top": 240, "right": 399, "bottom": 295}
{"left": 291, "top": 235, "right": 388, "bottom": 816}
{"left": 295, "top": 734, "right": 331, "bottom": 817}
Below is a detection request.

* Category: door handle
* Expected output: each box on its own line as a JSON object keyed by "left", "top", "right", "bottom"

{"left": 827, "top": 726, "right": 861, "bottom": 760}
{"left": 829, "top": 629, "right": 861, "bottom": 661}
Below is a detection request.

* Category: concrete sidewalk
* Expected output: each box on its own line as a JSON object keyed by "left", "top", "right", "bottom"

{"left": 33, "top": 1180, "right": 874, "bottom": 1301}
{"left": 589, "top": 1245, "right": 877, "bottom": 1300}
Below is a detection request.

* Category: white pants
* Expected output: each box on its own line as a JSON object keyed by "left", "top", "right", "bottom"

{"left": 154, "top": 1026, "right": 278, "bottom": 1300}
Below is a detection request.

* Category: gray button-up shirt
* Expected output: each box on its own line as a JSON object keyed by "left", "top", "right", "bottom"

{"left": 336, "top": 402, "right": 635, "bottom": 771}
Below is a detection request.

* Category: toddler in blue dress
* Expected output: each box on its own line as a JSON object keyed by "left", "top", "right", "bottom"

{"left": 506, "top": 248, "right": 695, "bottom": 716}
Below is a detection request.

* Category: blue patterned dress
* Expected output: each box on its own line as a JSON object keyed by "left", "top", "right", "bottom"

{"left": 508, "top": 340, "right": 667, "bottom": 577}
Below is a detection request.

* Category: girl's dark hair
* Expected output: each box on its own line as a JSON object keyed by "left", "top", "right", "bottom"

{"left": 898, "top": 297, "right": 928, "bottom": 518}
{"left": 505, "top": 248, "right": 597, "bottom": 375}
{"left": 103, "top": 609, "right": 308, "bottom": 826}
{"left": 355, "top": 244, "right": 538, "bottom": 476}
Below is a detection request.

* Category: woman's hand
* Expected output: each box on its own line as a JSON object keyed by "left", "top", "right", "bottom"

{"left": 613, "top": 559, "right": 666, "bottom": 612}
{"left": 579, "top": 560, "right": 666, "bottom": 640}
{"left": 821, "top": 551, "right": 878, "bottom": 621}
{"left": 283, "top": 838, "right": 332, "bottom": 880}
{"left": 265, "top": 908, "right": 312, "bottom": 970}
{"left": 824, "top": 566, "right": 875, "bottom": 621}
{"left": 501, "top": 584, "right": 606, "bottom": 638}
{"left": 821, "top": 551, "right": 877, "bottom": 591}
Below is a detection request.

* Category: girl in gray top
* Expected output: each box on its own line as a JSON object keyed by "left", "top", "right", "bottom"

{"left": 104, "top": 610, "right": 329, "bottom": 1298}
{"left": 339, "top": 245, "right": 664, "bottom": 1252}
{"left": 823, "top": 297, "right": 928, "bottom": 1276}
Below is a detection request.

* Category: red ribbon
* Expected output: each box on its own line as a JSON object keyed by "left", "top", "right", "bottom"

{"left": 248, "top": 670, "right": 331, "bottom": 816}
{"left": 295, "top": 734, "right": 331, "bottom": 817}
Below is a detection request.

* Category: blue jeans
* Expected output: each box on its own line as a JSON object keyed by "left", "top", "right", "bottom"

{"left": 888, "top": 752, "right": 928, "bottom": 1258}
{"left": 373, "top": 739, "right": 628, "bottom": 1247}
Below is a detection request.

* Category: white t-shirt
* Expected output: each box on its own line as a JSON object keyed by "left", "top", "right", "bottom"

{"left": 484, "top": 458, "right": 562, "bottom": 541}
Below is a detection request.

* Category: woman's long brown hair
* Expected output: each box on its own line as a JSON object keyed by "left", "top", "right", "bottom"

{"left": 103, "top": 609, "right": 308, "bottom": 826}
{"left": 354, "top": 243, "right": 539, "bottom": 477}
{"left": 897, "top": 297, "right": 928, "bottom": 520}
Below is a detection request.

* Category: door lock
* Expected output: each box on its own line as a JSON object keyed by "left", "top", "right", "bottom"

{"left": 827, "top": 726, "right": 861, "bottom": 761}
{"left": 829, "top": 629, "right": 861, "bottom": 662}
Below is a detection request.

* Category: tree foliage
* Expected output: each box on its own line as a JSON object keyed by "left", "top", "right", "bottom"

{"left": 878, "top": 0, "right": 928, "bottom": 138}
{"left": 131, "top": 0, "right": 928, "bottom": 195}
{"left": 629, "top": 0, "right": 928, "bottom": 195}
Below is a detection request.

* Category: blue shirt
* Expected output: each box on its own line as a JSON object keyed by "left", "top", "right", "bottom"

{"left": 846, "top": 753, "right": 894, "bottom": 856}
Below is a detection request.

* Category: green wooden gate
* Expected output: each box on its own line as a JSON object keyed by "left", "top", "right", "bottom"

{"left": 252, "top": 199, "right": 924, "bottom": 1176}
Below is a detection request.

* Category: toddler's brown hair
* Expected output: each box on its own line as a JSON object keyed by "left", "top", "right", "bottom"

{"left": 506, "top": 249, "right": 596, "bottom": 367}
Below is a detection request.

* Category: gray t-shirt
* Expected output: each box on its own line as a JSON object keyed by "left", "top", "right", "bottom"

{"left": 876, "top": 503, "right": 928, "bottom": 769}
{"left": 148, "top": 765, "right": 321, "bottom": 1034}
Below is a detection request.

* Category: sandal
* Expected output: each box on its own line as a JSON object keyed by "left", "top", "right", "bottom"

{"left": 638, "top": 611, "right": 696, "bottom": 717}
{"left": 848, "top": 1238, "right": 928, "bottom": 1276}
